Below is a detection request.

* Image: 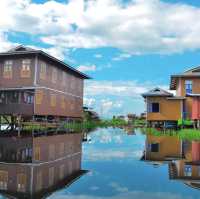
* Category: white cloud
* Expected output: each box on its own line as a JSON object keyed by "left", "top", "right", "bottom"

{"left": 39, "top": 0, "right": 200, "bottom": 54}
{"left": 84, "top": 149, "right": 143, "bottom": 161}
{"left": 77, "top": 64, "right": 96, "bottom": 72}
{"left": 112, "top": 53, "right": 132, "bottom": 61}
{"left": 109, "top": 182, "right": 129, "bottom": 193}
{"left": 83, "top": 97, "right": 96, "bottom": 107}
{"left": 2, "top": 0, "right": 200, "bottom": 54}
{"left": 85, "top": 80, "right": 168, "bottom": 98}
{"left": 0, "top": 31, "right": 16, "bottom": 52}
{"left": 94, "top": 54, "right": 103, "bottom": 58}
{"left": 48, "top": 190, "right": 189, "bottom": 199}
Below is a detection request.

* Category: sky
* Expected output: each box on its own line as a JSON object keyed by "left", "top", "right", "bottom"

{"left": 1, "top": 0, "right": 200, "bottom": 118}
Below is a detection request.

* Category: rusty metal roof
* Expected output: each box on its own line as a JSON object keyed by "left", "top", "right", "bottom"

{"left": 142, "top": 87, "right": 173, "bottom": 98}
{"left": 0, "top": 45, "right": 91, "bottom": 79}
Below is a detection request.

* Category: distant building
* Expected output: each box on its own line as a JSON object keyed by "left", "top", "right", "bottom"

{"left": 83, "top": 107, "right": 100, "bottom": 121}
{"left": 140, "top": 113, "right": 146, "bottom": 120}
{"left": 0, "top": 45, "right": 90, "bottom": 123}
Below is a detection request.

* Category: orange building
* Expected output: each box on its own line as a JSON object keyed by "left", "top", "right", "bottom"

{"left": 142, "top": 66, "right": 200, "bottom": 127}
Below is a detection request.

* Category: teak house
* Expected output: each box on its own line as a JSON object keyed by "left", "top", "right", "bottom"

{"left": 142, "top": 66, "right": 200, "bottom": 127}
{"left": 0, "top": 45, "right": 90, "bottom": 124}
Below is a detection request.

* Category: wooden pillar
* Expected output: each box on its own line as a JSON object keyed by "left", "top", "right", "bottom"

{"left": 17, "top": 115, "right": 21, "bottom": 137}
{"left": 0, "top": 115, "right": 1, "bottom": 131}
{"left": 11, "top": 116, "right": 15, "bottom": 131}
{"left": 198, "top": 120, "right": 200, "bottom": 129}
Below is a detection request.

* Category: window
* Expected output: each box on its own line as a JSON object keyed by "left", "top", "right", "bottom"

{"left": 150, "top": 143, "right": 159, "bottom": 152}
{"left": 23, "top": 92, "right": 33, "bottom": 104}
{"left": 21, "top": 59, "right": 31, "bottom": 78}
{"left": 0, "top": 171, "right": 8, "bottom": 190}
{"left": 3, "top": 60, "right": 12, "bottom": 79}
{"left": 0, "top": 92, "right": 6, "bottom": 104}
{"left": 49, "top": 144, "right": 55, "bottom": 160}
{"left": 50, "top": 94, "right": 56, "bottom": 107}
{"left": 12, "top": 92, "right": 19, "bottom": 103}
{"left": 59, "top": 142, "right": 65, "bottom": 157}
{"left": 35, "top": 90, "right": 43, "bottom": 105}
{"left": 185, "top": 80, "right": 192, "bottom": 94}
{"left": 70, "top": 76, "right": 75, "bottom": 91}
{"left": 59, "top": 164, "right": 65, "bottom": 180}
{"left": 152, "top": 103, "right": 159, "bottom": 112}
{"left": 184, "top": 165, "right": 192, "bottom": 176}
{"left": 62, "top": 71, "right": 66, "bottom": 86}
{"left": 70, "top": 98, "right": 75, "bottom": 111}
{"left": 198, "top": 166, "right": 200, "bottom": 176}
{"left": 40, "top": 62, "right": 47, "bottom": 80}
{"left": 52, "top": 68, "right": 57, "bottom": 83}
{"left": 36, "top": 171, "right": 42, "bottom": 191}
{"left": 34, "top": 146, "right": 41, "bottom": 161}
{"left": 17, "top": 173, "right": 26, "bottom": 192}
{"left": 148, "top": 102, "right": 160, "bottom": 113}
{"left": 61, "top": 96, "right": 65, "bottom": 109}
{"left": 49, "top": 167, "right": 54, "bottom": 186}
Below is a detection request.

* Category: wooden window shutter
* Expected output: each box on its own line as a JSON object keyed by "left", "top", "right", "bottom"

{"left": 35, "top": 90, "right": 43, "bottom": 105}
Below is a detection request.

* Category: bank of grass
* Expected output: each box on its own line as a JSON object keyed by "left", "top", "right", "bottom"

{"left": 19, "top": 118, "right": 129, "bottom": 132}
{"left": 146, "top": 128, "right": 200, "bottom": 141}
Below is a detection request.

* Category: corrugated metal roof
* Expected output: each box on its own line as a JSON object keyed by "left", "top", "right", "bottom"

{"left": 142, "top": 87, "right": 173, "bottom": 98}
{"left": 0, "top": 45, "right": 91, "bottom": 79}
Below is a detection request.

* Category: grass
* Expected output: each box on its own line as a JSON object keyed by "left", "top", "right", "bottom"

{"left": 18, "top": 118, "right": 129, "bottom": 133}
{"left": 145, "top": 128, "right": 200, "bottom": 141}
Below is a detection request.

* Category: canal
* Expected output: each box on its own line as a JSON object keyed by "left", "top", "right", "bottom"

{"left": 47, "top": 127, "right": 200, "bottom": 199}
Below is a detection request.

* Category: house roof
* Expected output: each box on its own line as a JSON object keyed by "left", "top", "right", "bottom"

{"left": 0, "top": 45, "right": 91, "bottom": 79}
{"left": 142, "top": 87, "right": 173, "bottom": 98}
{"left": 170, "top": 66, "right": 200, "bottom": 90}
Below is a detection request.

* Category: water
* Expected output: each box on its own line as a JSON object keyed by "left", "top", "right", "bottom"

{"left": 47, "top": 128, "right": 200, "bottom": 199}
{"left": 1, "top": 127, "right": 200, "bottom": 199}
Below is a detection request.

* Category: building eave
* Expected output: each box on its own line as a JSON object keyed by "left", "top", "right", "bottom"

{"left": 0, "top": 50, "right": 91, "bottom": 80}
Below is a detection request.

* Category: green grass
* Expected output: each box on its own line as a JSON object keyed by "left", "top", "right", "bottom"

{"left": 145, "top": 128, "right": 200, "bottom": 141}
{"left": 19, "top": 118, "right": 129, "bottom": 132}
{"left": 133, "top": 119, "right": 146, "bottom": 126}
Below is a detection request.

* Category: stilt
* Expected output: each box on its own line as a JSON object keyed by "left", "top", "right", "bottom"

{"left": 17, "top": 115, "right": 21, "bottom": 137}
{"left": 198, "top": 120, "right": 200, "bottom": 129}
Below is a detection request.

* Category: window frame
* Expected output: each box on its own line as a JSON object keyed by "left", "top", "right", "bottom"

{"left": 185, "top": 80, "right": 193, "bottom": 94}
{"left": 40, "top": 62, "right": 47, "bottom": 80}
{"left": 21, "top": 59, "right": 31, "bottom": 78}
{"left": 51, "top": 67, "right": 57, "bottom": 83}
{"left": 3, "top": 60, "right": 13, "bottom": 79}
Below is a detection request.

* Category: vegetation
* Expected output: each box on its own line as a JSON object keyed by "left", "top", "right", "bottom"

{"left": 17, "top": 118, "right": 129, "bottom": 133}
{"left": 132, "top": 119, "right": 146, "bottom": 126}
{"left": 178, "top": 119, "right": 193, "bottom": 127}
{"left": 145, "top": 128, "right": 200, "bottom": 141}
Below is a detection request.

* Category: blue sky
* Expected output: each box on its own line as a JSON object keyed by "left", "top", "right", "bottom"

{"left": 1, "top": 0, "right": 200, "bottom": 117}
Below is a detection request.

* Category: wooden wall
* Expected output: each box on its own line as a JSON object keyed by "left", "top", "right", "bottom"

{"left": 147, "top": 97, "right": 183, "bottom": 121}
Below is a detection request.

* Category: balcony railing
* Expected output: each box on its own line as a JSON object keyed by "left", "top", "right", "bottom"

{"left": 0, "top": 103, "right": 34, "bottom": 115}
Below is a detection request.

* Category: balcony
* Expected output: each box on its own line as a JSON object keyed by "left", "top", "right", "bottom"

{"left": 0, "top": 103, "right": 34, "bottom": 115}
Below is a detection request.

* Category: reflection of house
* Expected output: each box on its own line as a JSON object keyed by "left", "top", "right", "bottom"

{"left": 142, "top": 67, "right": 200, "bottom": 126}
{"left": 0, "top": 45, "right": 90, "bottom": 123}
{"left": 141, "top": 134, "right": 183, "bottom": 162}
{"left": 169, "top": 141, "right": 200, "bottom": 190}
{"left": 0, "top": 132, "right": 84, "bottom": 198}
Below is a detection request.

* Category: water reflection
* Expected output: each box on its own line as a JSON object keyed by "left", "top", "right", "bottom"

{"left": 142, "top": 133, "right": 200, "bottom": 191}
{"left": 1, "top": 128, "right": 200, "bottom": 199}
{"left": 0, "top": 131, "right": 86, "bottom": 199}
